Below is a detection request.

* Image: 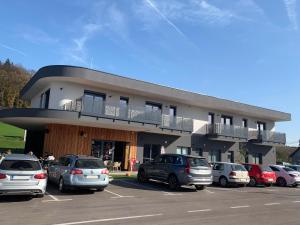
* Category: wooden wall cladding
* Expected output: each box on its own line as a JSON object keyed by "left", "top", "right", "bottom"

{"left": 43, "top": 124, "right": 137, "bottom": 166}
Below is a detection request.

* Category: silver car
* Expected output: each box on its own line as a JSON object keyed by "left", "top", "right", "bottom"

{"left": 48, "top": 155, "right": 109, "bottom": 192}
{"left": 138, "top": 154, "right": 212, "bottom": 190}
{"left": 0, "top": 154, "right": 47, "bottom": 197}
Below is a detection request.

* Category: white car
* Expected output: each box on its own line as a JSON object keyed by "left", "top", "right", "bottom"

{"left": 269, "top": 165, "right": 300, "bottom": 187}
{"left": 0, "top": 154, "right": 47, "bottom": 197}
{"left": 212, "top": 162, "right": 250, "bottom": 187}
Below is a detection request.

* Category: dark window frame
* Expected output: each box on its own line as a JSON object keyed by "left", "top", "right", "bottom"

{"left": 208, "top": 113, "right": 215, "bottom": 125}
{"left": 242, "top": 119, "right": 248, "bottom": 128}
{"left": 169, "top": 105, "right": 177, "bottom": 117}
{"left": 221, "top": 115, "right": 233, "bottom": 125}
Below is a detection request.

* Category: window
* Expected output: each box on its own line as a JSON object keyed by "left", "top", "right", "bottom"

{"left": 193, "top": 147, "right": 203, "bottom": 157}
{"left": 119, "top": 97, "right": 129, "bottom": 118}
{"left": 243, "top": 164, "right": 252, "bottom": 171}
{"left": 227, "top": 151, "right": 234, "bottom": 163}
{"left": 270, "top": 166, "right": 280, "bottom": 172}
{"left": 83, "top": 91, "right": 106, "bottom": 114}
{"left": 145, "top": 102, "right": 162, "bottom": 112}
{"left": 231, "top": 164, "right": 247, "bottom": 171}
{"left": 173, "top": 156, "right": 184, "bottom": 165}
{"left": 242, "top": 119, "right": 248, "bottom": 128}
{"left": 39, "top": 89, "right": 50, "bottom": 109}
{"left": 176, "top": 146, "right": 191, "bottom": 155}
{"left": 253, "top": 153, "right": 263, "bottom": 164}
{"left": 257, "top": 122, "right": 266, "bottom": 131}
{"left": 209, "top": 149, "right": 221, "bottom": 162}
{"left": 187, "top": 157, "right": 209, "bottom": 167}
{"left": 169, "top": 106, "right": 177, "bottom": 117}
{"left": 213, "top": 163, "right": 224, "bottom": 171}
{"left": 143, "top": 144, "right": 161, "bottom": 163}
{"left": 0, "top": 160, "right": 41, "bottom": 171}
{"left": 221, "top": 115, "right": 233, "bottom": 125}
{"left": 208, "top": 113, "right": 214, "bottom": 124}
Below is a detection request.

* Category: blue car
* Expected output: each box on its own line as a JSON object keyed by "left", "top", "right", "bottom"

{"left": 48, "top": 155, "right": 109, "bottom": 192}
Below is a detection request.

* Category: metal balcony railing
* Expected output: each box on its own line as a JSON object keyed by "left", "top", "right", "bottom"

{"left": 206, "top": 123, "right": 249, "bottom": 140}
{"left": 248, "top": 130, "right": 286, "bottom": 145}
{"left": 61, "top": 98, "right": 193, "bottom": 132}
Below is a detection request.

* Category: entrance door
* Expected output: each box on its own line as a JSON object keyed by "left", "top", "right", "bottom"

{"left": 114, "top": 142, "right": 126, "bottom": 170}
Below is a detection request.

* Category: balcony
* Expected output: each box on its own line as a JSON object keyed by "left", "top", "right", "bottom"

{"left": 248, "top": 130, "right": 286, "bottom": 145}
{"left": 206, "top": 123, "right": 248, "bottom": 141}
{"left": 62, "top": 99, "right": 193, "bottom": 133}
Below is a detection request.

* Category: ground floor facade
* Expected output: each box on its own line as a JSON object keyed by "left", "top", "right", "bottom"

{"left": 25, "top": 123, "right": 277, "bottom": 170}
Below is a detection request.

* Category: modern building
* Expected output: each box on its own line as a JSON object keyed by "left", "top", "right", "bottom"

{"left": 0, "top": 65, "right": 291, "bottom": 170}
{"left": 289, "top": 147, "right": 300, "bottom": 164}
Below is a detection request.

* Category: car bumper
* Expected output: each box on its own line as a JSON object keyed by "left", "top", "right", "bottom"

{"left": 66, "top": 176, "right": 109, "bottom": 189}
{"left": 185, "top": 176, "right": 213, "bottom": 186}
{"left": 228, "top": 178, "right": 250, "bottom": 184}
{"left": 257, "top": 178, "right": 276, "bottom": 184}
{"left": 0, "top": 186, "right": 46, "bottom": 196}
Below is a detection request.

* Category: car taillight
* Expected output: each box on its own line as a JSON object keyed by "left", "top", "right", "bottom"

{"left": 34, "top": 173, "right": 47, "bottom": 179}
{"left": 229, "top": 171, "right": 236, "bottom": 177}
{"left": 101, "top": 169, "right": 109, "bottom": 175}
{"left": 185, "top": 160, "right": 191, "bottom": 174}
{"left": 70, "top": 169, "right": 83, "bottom": 175}
{"left": 0, "top": 173, "right": 7, "bottom": 179}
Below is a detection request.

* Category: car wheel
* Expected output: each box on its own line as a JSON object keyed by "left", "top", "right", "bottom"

{"left": 276, "top": 177, "right": 287, "bottom": 187}
{"left": 59, "top": 178, "right": 66, "bottom": 193}
{"left": 249, "top": 177, "right": 256, "bottom": 187}
{"left": 195, "top": 185, "right": 206, "bottom": 191}
{"left": 219, "top": 177, "right": 228, "bottom": 188}
{"left": 168, "top": 175, "right": 180, "bottom": 190}
{"left": 36, "top": 194, "right": 44, "bottom": 198}
{"left": 137, "top": 169, "right": 148, "bottom": 183}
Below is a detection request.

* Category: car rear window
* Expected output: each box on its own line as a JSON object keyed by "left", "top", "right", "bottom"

{"left": 283, "top": 167, "right": 295, "bottom": 172}
{"left": 75, "top": 159, "right": 105, "bottom": 169}
{"left": 187, "top": 157, "right": 209, "bottom": 167}
{"left": 260, "top": 166, "right": 273, "bottom": 172}
{"left": 0, "top": 160, "right": 41, "bottom": 171}
{"left": 231, "top": 164, "right": 246, "bottom": 171}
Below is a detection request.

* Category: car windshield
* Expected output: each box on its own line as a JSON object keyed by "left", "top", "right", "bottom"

{"left": 0, "top": 160, "right": 41, "bottom": 171}
{"left": 187, "top": 157, "right": 209, "bottom": 167}
{"left": 283, "top": 167, "right": 295, "bottom": 172}
{"left": 75, "top": 159, "right": 105, "bottom": 169}
{"left": 260, "top": 166, "right": 273, "bottom": 172}
{"left": 231, "top": 164, "right": 246, "bottom": 171}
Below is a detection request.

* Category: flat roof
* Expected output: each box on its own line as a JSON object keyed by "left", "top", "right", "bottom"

{"left": 21, "top": 65, "right": 291, "bottom": 122}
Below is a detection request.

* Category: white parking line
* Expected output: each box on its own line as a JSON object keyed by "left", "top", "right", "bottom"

{"left": 43, "top": 192, "right": 72, "bottom": 203}
{"left": 230, "top": 205, "right": 250, "bottom": 209}
{"left": 104, "top": 189, "right": 134, "bottom": 198}
{"left": 188, "top": 209, "right": 212, "bottom": 213}
{"left": 292, "top": 201, "right": 300, "bottom": 203}
{"left": 52, "top": 213, "right": 163, "bottom": 225}
{"left": 205, "top": 189, "right": 215, "bottom": 194}
{"left": 264, "top": 203, "right": 280, "bottom": 206}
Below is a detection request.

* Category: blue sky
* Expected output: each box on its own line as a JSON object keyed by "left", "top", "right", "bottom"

{"left": 0, "top": 0, "right": 299, "bottom": 146}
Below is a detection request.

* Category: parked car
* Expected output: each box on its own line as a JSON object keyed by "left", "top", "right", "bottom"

{"left": 243, "top": 163, "right": 276, "bottom": 187}
{"left": 286, "top": 164, "right": 300, "bottom": 172}
{"left": 212, "top": 162, "right": 250, "bottom": 187}
{"left": 48, "top": 155, "right": 109, "bottom": 192}
{"left": 269, "top": 165, "right": 300, "bottom": 187}
{"left": 0, "top": 154, "right": 47, "bottom": 197}
{"left": 137, "top": 154, "right": 212, "bottom": 190}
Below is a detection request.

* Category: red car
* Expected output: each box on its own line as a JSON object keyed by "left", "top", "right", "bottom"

{"left": 243, "top": 163, "right": 276, "bottom": 187}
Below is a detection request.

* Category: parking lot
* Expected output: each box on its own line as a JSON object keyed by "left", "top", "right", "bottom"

{"left": 1, "top": 179, "right": 300, "bottom": 225}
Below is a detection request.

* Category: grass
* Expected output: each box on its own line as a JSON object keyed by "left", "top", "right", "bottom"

{"left": 110, "top": 173, "right": 137, "bottom": 180}
{"left": 0, "top": 122, "right": 25, "bottom": 149}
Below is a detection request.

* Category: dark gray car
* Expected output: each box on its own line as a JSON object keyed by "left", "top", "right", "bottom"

{"left": 137, "top": 154, "right": 212, "bottom": 190}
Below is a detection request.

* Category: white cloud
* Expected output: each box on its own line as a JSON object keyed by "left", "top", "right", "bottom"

{"left": 0, "top": 42, "right": 27, "bottom": 57}
{"left": 20, "top": 26, "right": 58, "bottom": 44}
{"left": 283, "top": 0, "right": 298, "bottom": 30}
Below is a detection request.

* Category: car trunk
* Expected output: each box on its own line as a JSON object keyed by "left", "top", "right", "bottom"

{"left": 1, "top": 170, "right": 39, "bottom": 186}
{"left": 187, "top": 157, "right": 211, "bottom": 178}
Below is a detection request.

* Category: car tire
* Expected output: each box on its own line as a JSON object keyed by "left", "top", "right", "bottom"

{"left": 59, "top": 178, "right": 66, "bottom": 193}
{"left": 168, "top": 174, "right": 180, "bottom": 191}
{"left": 219, "top": 176, "right": 228, "bottom": 188}
{"left": 195, "top": 185, "right": 206, "bottom": 191}
{"left": 249, "top": 177, "right": 256, "bottom": 187}
{"left": 36, "top": 194, "right": 44, "bottom": 198}
{"left": 276, "top": 177, "right": 287, "bottom": 187}
{"left": 137, "top": 169, "right": 148, "bottom": 183}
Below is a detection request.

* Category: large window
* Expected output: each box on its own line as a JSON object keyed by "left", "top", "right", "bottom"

{"left": 143, "top": 144, "right": 161, "bottom": 163}
{"left": 119, "top": 97, "right": 129, "bottom": 118}
{"left": 40, "top": 89, "right": 50, "bottom": 109}
{"left": 208, "top": 113, "right": 214, "bottom": 124}
{"left": 253, "top": 153, "right": 263, "bottom": 164}
{"left": 227, "top": 151, "right": 234, "bottom": 163}
{"left": 209, "top": 149, "right": 221, "bottom": 162}
{"left": 83, "top": 91, "right": 106, "bottom": 114}
{"left": 176, "top": 146, "right": 191, "bottom": 155}
{"left": 169, "top": 106, "right": 177, "bottom": 117}
{"left": 242, "top": 119, "right": 248, "bottom": 128}
{"left": 145, "top": 102, "right": 162, "bottom": 122}
{"left": 257, "top": 122, "right": 266, "bottom": 131}
{"left": 221, "top": 115, "right": 233, "bottom": 125}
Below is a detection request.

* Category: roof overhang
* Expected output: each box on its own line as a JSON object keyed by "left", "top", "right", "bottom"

{"left": 21, "top": 65, "right": 291, "bottom": 122}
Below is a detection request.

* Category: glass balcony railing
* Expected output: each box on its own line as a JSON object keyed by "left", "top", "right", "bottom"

{"left": 248, "top": 130, "right": 286, "bottom": 145}
{"left": 61, "top": 99, "right": 193, "bottom": 132}
{"left": 206, "top": 123, "right": 249, "bottom": 140}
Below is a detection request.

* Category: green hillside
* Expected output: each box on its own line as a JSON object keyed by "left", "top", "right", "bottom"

{"left": 0, "top": 122, "right": 25, "bottom": 149}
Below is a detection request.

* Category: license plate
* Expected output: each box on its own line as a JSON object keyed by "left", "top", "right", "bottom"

{"left": 86, "top": 175, "right": 98, "bottom": 179}
{"left": 12, "top": 176, "right": 31, "bottom": 180}
{"left": 268, "top": 179, "right": 273, "bottom": 181}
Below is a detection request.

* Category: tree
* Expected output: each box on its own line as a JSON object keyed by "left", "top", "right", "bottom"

{"left": 0, "top": 59, "right": 32, "bottom": 108}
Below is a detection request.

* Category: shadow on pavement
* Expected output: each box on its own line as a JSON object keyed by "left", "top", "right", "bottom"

{"left": 0, "top": 195, "right": 33, "bottom": 203}
{"left": 46, "top": 182, "right": 97, "bottom": 196}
